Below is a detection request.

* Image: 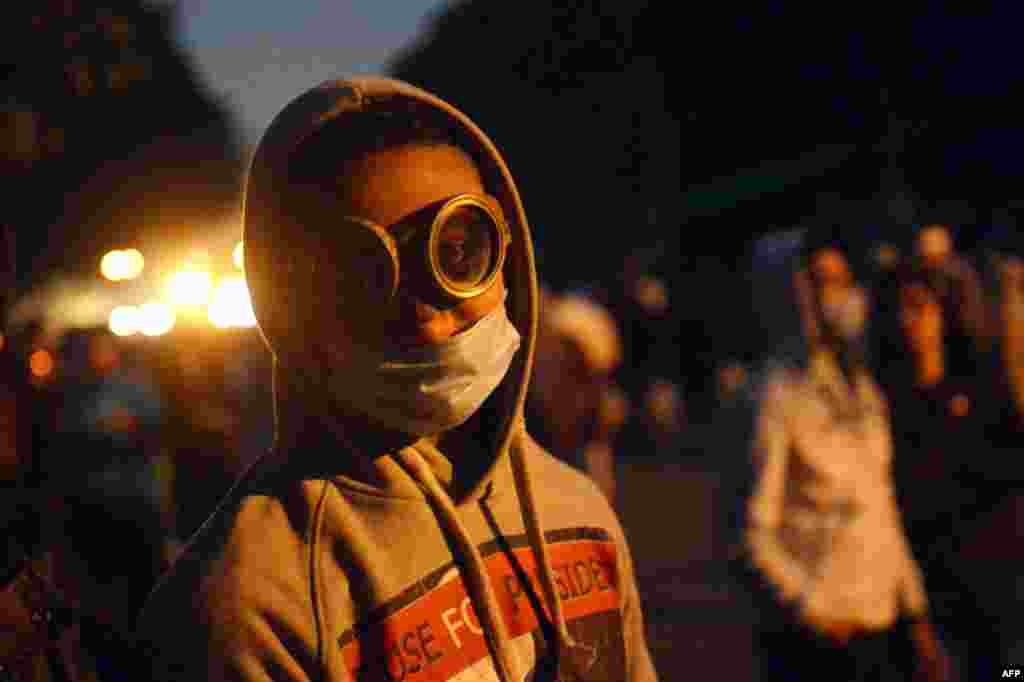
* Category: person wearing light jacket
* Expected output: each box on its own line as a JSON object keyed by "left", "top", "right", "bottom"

{"left": 741, "top": 230, "right": 953, "bottom": 681}
{"left": 133, "top": 77, "right": 656, "bottom": 682}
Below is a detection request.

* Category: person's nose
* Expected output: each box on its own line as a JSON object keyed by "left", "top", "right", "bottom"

{"left": 393, "top": 293, "right": 460, "bottom": 345}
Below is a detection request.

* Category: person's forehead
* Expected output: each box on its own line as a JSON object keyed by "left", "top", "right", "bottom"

{"left": 333, "top": 144, "right": 485, "bottom": 226}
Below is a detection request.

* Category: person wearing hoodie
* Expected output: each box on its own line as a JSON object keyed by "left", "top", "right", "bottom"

{"left": 739, "top": 229, "right": 953, "bottom": 681}
{"left": 133, "top": 77, "right": 656, "bottom": 682}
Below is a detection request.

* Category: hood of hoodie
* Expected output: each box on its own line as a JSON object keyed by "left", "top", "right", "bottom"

{"left": 240, "top": 79, "right": 572, "bottom": 682}
{"left": 242, "top": 77, "right": 539, "bottom": 502}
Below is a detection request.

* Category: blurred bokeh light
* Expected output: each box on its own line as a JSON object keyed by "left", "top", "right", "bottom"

{"left": 165, "top": 268, "right": 213, "bottom": 306}
{"left": 207, "top": 276, "right": 257, "bottom": 329}
{"left": 139, "top": 302, "right": 176, "bottom": 336}
{"left": 29, "top": 349, "right": 55, "bottom": 378}
{"left": 874, "top": 243, "right": 901, "bottom": 270}
{"left": 100, "top": 248, "right": 145, "bottom": 282}
{"left": 633, "top": 276, "right": 670, "bottom": 317}
{"left": 109, "top": 305, "right": 142, "bottom": 337}
{"left": 109, "top": 303, "right": 142, "bottom": 335}
{"left": 233, "top": 242, "right": 244, "bottom": 270}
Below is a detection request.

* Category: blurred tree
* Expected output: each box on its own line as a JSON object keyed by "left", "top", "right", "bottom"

{"left": 0, "top": 0, "right": 244, "bottom": 294}
{"left": 391, "top": 1, "right": 679, "bottom": 289}
{"left": 389, "top": 1, "right": 1024, "bottom": 399}
{"left": 387, "top": 1, "right": 899, "bottom": 398}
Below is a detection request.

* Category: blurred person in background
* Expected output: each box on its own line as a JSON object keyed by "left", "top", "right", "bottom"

{"left": 607, "top": 252, "right": 680, "bottom": 451}
{"left": 639, "top": 378, "right": 684, "bottom": 452}
{"left": 528, "top": 284, "right": 629, "bottom": 502}
{"left": 136, "top": 77, "right": 656, "bottom": 681}
{"left": 719, "top": 230, "right": 808, "bottom": 571}
{"left": 2, "top": 228, "right": 101, "bottom": 680}
{"left": 49, "top": 328, "right": 166, "bottom": 517}
{"left": 737, "top": 229, "right": 953, "bottom": 681}
{"left": 153, "top": 327, "right": 248, "bottom": 545}
{"left": 971, "top": 254, "right": 1024, "bottom": 666}
{"left": 39, "top": 327, "right": 168, "bottom": 678}
{"left": 873, "top": 263, "right": 1024, "bottom": 678}
{"left": 710, "top": 358, "right": 759, "bottom": 580}
{"left": 1000, "top": 253, "right": 1024, "bottom": 422}
{"left": 912, "top": 223, "right": 994, "bottom": 368}
{"left": 716, "top": 361, "right": 750, "bottom": 409}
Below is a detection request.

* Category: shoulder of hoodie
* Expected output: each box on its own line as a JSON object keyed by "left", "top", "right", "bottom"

{"left": 135, "top": 455, "right": 321, "bottom": 659}
{"left": 517, "top": 430, "right": 630, "bottom": 547}
{"left": 516, "top": 433, "right": 644, "bottom": 604}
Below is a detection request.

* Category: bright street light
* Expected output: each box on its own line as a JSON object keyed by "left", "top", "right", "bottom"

{"left": 165, "top": 268, "right": 213, "bottom": 306}
{"left": 208, "top": 276, "right": 257, "bottom": 329}
{"left": 101, "top": 248, "right": 145, "bottom": 281}
{"left": 109, "top": 305, "right": 141, "bottom": 336}
{"left": 139, "top": 302, "right": 176, "bottom": 336}
{"left": 122, "top": 249, "right": 145, "bottom": 279}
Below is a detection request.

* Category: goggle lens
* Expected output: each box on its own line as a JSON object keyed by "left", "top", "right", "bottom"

{"left": 434, "top": 204, "right": 498, "bottom": 291}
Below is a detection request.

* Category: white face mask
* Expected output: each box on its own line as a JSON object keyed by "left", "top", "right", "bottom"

{"left": 325, "top": 297, "right": 522, "bottom": 437}
{"left": 820, "top": 286, "right": 868, "bottom": 341}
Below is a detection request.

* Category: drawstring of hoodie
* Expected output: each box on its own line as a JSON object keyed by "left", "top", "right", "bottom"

{"left": 396, "top": 446, "right": 524, "bottom": 682}
{"left": 397, "top": 425, "right": 580, "bottom": 679}
{"left": 285, "top": 351, "right": 577, "bottom": 678}
{"left": 506, "top": 423, "right": 577, "bottom": 652}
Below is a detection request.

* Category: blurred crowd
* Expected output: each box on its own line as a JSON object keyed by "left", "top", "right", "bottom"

{"left": 0, "top": 318, "right": 274, "bottom": 679}
{"left": 10, "top": 218, "right": 1024, "bottom": 679}
{"left": 0, "top": 258, "right": 680, "bottom": 679}
{"left": 870, "top": 225, "right": 1024, "bottom": 677}
{"left": 723, "top": 222, "right": 1024, "bottom": 680}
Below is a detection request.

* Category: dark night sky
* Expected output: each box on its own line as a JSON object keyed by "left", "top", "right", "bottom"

{"left": 176, "top": 0, "right": 447, "bottom": 144}
{"left": 9, "top": 1, "right": 1024, "bottom": 390}
{"left": 180, "top": 2, "right": 1024, "bottom": 219}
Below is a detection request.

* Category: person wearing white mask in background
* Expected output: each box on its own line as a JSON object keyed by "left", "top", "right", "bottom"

{"left": 528, "top": 285, "right": 628, "bottom": 504}
{"left": 134, "top": 78, "right": 656, "bottom": 682}
{"left": 738, "top": 230, "right": 955, "bottom": 682}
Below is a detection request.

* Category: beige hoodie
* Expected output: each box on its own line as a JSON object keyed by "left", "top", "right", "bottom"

{"left": 134, "top": 77, "right": 656, "bottom": 682}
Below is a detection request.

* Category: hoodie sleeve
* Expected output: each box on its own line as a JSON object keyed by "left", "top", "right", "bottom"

{"left": 208, "top": 595, "right": 321, "bottom": 682}
{"left": 140, "top": 575, "right": 326, "bottom": 682}
{"left": 137, "top": 490, "right": 330, "bottom": 682}
{"left": 744, "top": 377, "right": 813, "bottom": 603}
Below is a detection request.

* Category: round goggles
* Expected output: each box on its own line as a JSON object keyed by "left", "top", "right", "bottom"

{"left": 336, "top": 194, "right": 510, "bottom": 310}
